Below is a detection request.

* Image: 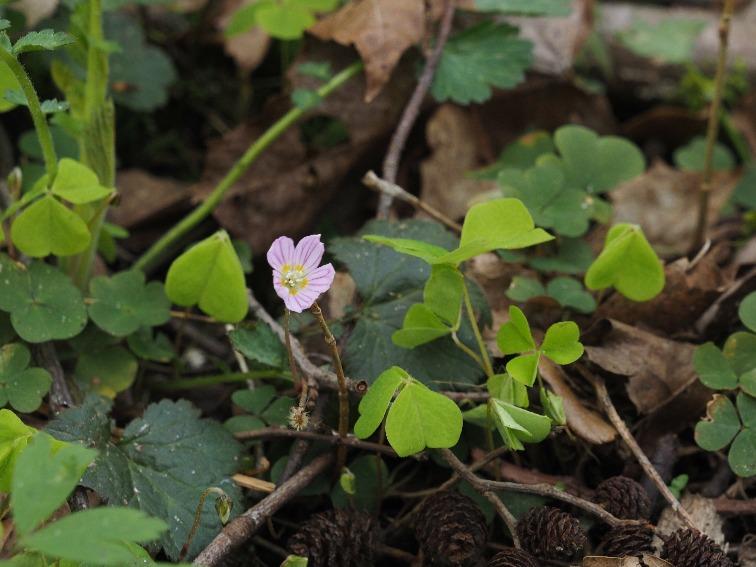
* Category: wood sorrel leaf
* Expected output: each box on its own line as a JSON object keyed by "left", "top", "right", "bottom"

{"left": 738, "top": 392, "right": 756, "bottom": 429}
{"left": 487, "top": 373, "right": 529, "bottom": 407}
{"left": 584, "top": 223, "right": 665, "bottom": 301}
{"left": 540, "top": 387, "right": 566, "bottom": 425}
{"left": 361, "top": 235, "right": 448, "bottom": 264}
{"left": 723, "top": 332, "right": 756, "bottom": 376}
{"left": 506, "top": 352, "right": 540, "bottom": 387}
{"left": 0, "top": 408, "right": 36, "bottom": 492}
{"left": 392, "top": 304, "right": 451, "bottom": 348}
{"left": 11, "top": 195, "right": 91, "bottom": 257}
{"left": 695, "top": 394, "right": 740, "bottom": 451}
{"left": 165, "top": 230, "right": 248, "bottom": 323}
{"left": 0, "top": 343, "right": 52, "bottom": 413}
{"left": 89, "top": 270, "right": 171, "bottom": 337}
{"left": 738, "top": 291, "right": 756, "bottom": 333}
{"left": 505, "top": 401, "right": 552, "bottom": 444}
{"left": 74, "top": 346, "right": 138, "bottom": 398}
{"left": 354, "top": 366, "right": 406, "bottom": 439}
{"left": 545, "top": 277, "right": 596, "bottom": 314}
{"left": 506, "top": 276, "right": 545, "bottom": 303}
{"left": 694, "top": 342, "right": 738, "bottom": 390}
{"left": 50, "top": 158, "right": 112, "bottom": 204}
{"left": 424, "top": 264, "right": 463, "bottom": 325}
{"left": 496, "top": 306, "right": 535, "bottom": 354}
{"left": 540, "top": 321, "right": 583, "bottom": 365}
{"left": 729, "top": 428, "right": 756, "bottom": 478}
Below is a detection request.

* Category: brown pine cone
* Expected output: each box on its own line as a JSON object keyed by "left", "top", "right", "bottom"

{"left": 415, "top": 490, "right": 487, "bottom": 566}
{"left": 516, "top": 506, "right": 586, "bottom": 561}
{"left": 487, "top": 547, "right": 539, "bottom": 567}
{"left": 595, "top": 524, "right": 655, "bottom": 557}
{"left": 287, "top": 508, "right": 380, "bottom": 567}
{"left": 661, "top": 528, "right": 734, "bottom": 567}
{"left": 594, "top": 476, "right": 651, "bottom": 520}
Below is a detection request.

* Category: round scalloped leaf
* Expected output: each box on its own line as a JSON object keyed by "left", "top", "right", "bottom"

{"left": 165, "top": 231, "right": 248, "bottom": 323}
{"left": 541, "top": 321, "right": 583, "bottom": 365}
{"left": 74, "top": 346, "right": 138, "bottom": 398}
{"left": 728, "top": 428, "right": 755, "bottom": 478}
{"left": 10, "top": 195, "right": 91, "bottom": 257}
{"left": 695, "top": 394, "right": 740, "bottom": 451}
{"left": 693, "top": 342, "right": 738, "bottom": 390}
{"left": 50, "top": 158, "right": 113, "bottom": 204}
{"left": 584, "top": 223, "right": 665, "bottom": 301}
{"left": 0, "top": 256, "right": 87, "bottom": 343}
{"left": 89, "top": 270, "right": 171, "bottom": 337}
{"left": 0, "top": 343, "right": 52, "bottom": 413}
{"left": 738, "top": 291, "right": 756, "bottom": 332}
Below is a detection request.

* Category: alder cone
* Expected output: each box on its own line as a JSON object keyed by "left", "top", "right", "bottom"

{"left": 596, "top": 524, "right": 655, "bottom": 557}
{"left": 287, "top": 508, "right": 379, "bottom": 567}
{"left": 661, "top": 528, "right": 735, "bottom": 567}
{"left": 487, "top": 547, "right": 539, "bottom": 567}
{"left": 516, "top": 506, "right": 586, "bottom": 561}
{"left": 594, "top": 476, "right": 651, "bottom": 520}
{"left": 415, "top": 490, "right": 487, "bottom": 566}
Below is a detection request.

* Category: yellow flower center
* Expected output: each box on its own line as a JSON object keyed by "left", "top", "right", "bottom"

{"left": 280, "top": 264, "right": 308, "bottom": 294}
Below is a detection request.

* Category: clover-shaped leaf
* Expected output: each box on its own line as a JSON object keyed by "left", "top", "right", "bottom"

{"left": 497, "top": 306, "right": 536, "bottom": 355}
{"left": 487, "top": 373, "right": 528, "bottom": 407}
{"left": 464, "top": 398, "right": 552, "bottom": 451}
{"left": 225, "top": 385, "right": 294, "bottom": 433}
{"left": 540, "top": 387, "right": 566, "bottom": 425}
{"left": 723, "top": 332, "right": 756, "bottom": 376}
{"left": 738, "top": 291, "right": 756, "bottom": 333}
{"left": 695, "top": 394, "right": 740, "bottom": 451}
{"left": 584, "top": 223, "right": 665, "bottom": 302}
{"left": 0, "top": 256, "right": 87, "bottom": 342}
{"left": 729, "top": 428, "right": 756, "bottom": 478}
{"left": 165, "top": 230, "right": 248, "bottom": 323}
{"left": 546, "top": 277, "right": 596, "bottom": 313}
{"left": 618, "top": 18, "right": 705, "bottom": 64}
{"left": 127, "top": 328, "right": 174, "bottom": 363}
{"left": 424, "top": 264, "right": 464, "bottom": 326}
{"left": 0, "top": 408, "right": 37, "bottom": 491}
{"left": 471, "top": 130, "right": 555, "bottom": 180}
{"left": 74, "top": 346, "right": 138, "bottom": 398}
{"left": 229, "top": 325, "right": 285, "bottom": 369}
{"left": 0, "top": 343, "right": 52, "bottom": 413}
{"left": 674, "top": 136, "right": 735, "bottom": 172}
{"left": 529, "top": 237, "right": 594, "bottom": 274}
{"left": 694, "top": 342, "right": 738, "bottom": 390}
{"left": 89, "top": 270, "right": 171, "bottom": 337}
{"left": 11, "top": 195, "right": 91, "bottom": 257}
{"left": 541, "top": 321, "right": 584, "bottom": 365}
{"left": 506, "top": 276, "right": 545, "bottom": 302}
{"left": 392, "top": 304, "right": 452, "bottom": 348}
{"left": 50, "top": 158, "right": 113, "bottom": 205}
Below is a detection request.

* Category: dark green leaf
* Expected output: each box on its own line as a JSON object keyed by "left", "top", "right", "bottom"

{"left": 506, "top": 276, "right": 545, "bottom": 303}
{"left": 738, "top": 291, "right": 756, "bottom": 332}
{"left": 126, "top": 328, "right": 174, "bottom": 363}
{"left": 0, "top": 343, "right": 51, "bottom": 413}
{"left": 13, "top": 30, "right": 73, "bottom": 54}
{"left": 529, "top": 237, "right": 594, "bottom": 274}
{"left": 331, "top": 455, "right": 388, "bottom": 513}
{"left": 545, "top": 277, "right": 596, "bottom": 313}
{"left": 695, "top": 394, "right": 740, "bottom": 451}
{"left": 74, "top": 346, "right": 138, "bottom": 398}
{"left": 618, "top": 18, "right": 706, "bottom": 64}
{"left": 472, "top": 0, "right": 572, "bottom": 16}
{"left": 470, "top": 131, "right": 554, "bottom": 180}
{"left": 729, "top": 428, "right": 756, "bottom": 478}
{"left": 723, "top": 332, "right": 756, "bottom": 376}
{"left": 674, "top": 136, "right": 735, "bottom": 172}
{"left": 694, "top": 342, "right": 738, "bottom": 390}
{"left": 228, "top": 325, "right": 285, "bottom": 368}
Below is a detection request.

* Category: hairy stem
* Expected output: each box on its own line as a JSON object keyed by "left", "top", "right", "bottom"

{"left": 691, "top": 0, "right": 736, "bottom": 251}
{"left": 155, "top": 370, "right": 290, "bottom": 391}
{"left": 134, "top": 62, "right": 363, "bottom": 273}
{"left": 179, "top": 487, "right": 231, "bottom": 561}
{"left": 462, "top": 282, "right": 494, "bottom": 377}
{"left": 284, "top": 309, "right": 306, "bottom": 407}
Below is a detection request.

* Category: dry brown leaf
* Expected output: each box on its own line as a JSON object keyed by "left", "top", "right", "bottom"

{"left": 657, "top": 494, "right": 725, "bottom": 545}
{"left": 11, "top": 0, "right": 58, "bottom": 27}
{"left": 217, "top": 0, "right": 271, "bottom": 72}
{"left": 740, "top": 535, "right": 756, "bottom": 567}
{"left": 539, "top": 357, "right": 617, "bottom": 445}
{"left": 326, "top": 272, "right": 356, "bottom": 319}
{"left": 583, "top": 557, "right": 673, "bottom": 567}
{"left": 110, "top": 169, "right": 190, "bottom": 229}
{"left": 309, "top": 0, "right": 425, "bottom": 102}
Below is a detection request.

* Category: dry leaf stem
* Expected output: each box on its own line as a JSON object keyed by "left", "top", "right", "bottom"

{"left": 691, "top": 0, "right": 736, "bottom": 251}
{"left": 377, "top": 0, "right": 456, "bottom": 218}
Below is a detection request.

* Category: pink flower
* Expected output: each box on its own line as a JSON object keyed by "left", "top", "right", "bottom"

{"left": 267, "top": 234, "right": 335, "bottom": 313}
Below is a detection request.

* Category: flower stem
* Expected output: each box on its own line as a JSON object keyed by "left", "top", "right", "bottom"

{"left": 462, "top": 282, "right": 494, "bottom": 377}
{"left": 284, "top": 309, "right": 306, "bottom": 407}
{"left": 691, "top": 0, "right": 736, "bottom": 252}
{"left": 133, "top": 61, "right": 363, "bottom": 274}
{"left": 155, "top": 370, "right": 290, "bottom": 391}
{"left": 179, "top": 487, "right": 232, "bottom": 561}
{"left": 311, "top": 301, "right": 349, "bottom": 471}
{"left": 0, "top": 47, "right": 57, "bottom": 181}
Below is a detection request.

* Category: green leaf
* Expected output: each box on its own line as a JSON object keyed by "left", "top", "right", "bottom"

{"left": 740, "top": 369, "right": 756, "bottom": 397}
{"left": 291, "top": 88, "right": 322, "bottom": 110}
{"left": 354, "top": 366, "right": 406, "bottom": 439}
{"left": 392, "top": 304, "right": 452, "bottom": 348}
{"left": 297, "top": 61, "right": 332, "bottom": 81}
{"left": 487, "top": 373, "right": 528, "bottom": 407}
{"left": 424, "top": 264, "right": 463, "bottom": 325}
{"left": 432, "top": 22, "right": 532, "bottom": 105}
{"left": 584, "top": 223, "right": 665, "bottom": 301}
{"left": 4, "top": 90, "right": 69, "bottom": 113}
{"left": 0, "top": 256, "right": 88, "bottom": 343}
{"left": 50, "top": 158, "right": 112, "bottom": 204}
{"left": 385, "top": 380, "right": 463, "bottom": 457}
{"left": 228, "top": 325, "right": 285, "bottom": 368}
{"left": 0, "top": 343, "right": 51, "bottom": 413}
{"left": 496, "top": 306, "right": 535, "bottom": 354}
{"left": 330, "top": 455, "right": 388, "bottom": 513}
{"left": 504, "top": 401, "right": 552, "bottom": 443}
{"left": 695, "top": 394, "right": 740, "bottom": 451}
{"left": 225, "top": 3, "right": 261, "bottom": 36}
{"left": 729, "top": 428, "right": 756, "bottom": 478}
{"left": 74, "top": 346, "right": 138, "bottom": 398}
{"left": 0, "top": 61, "right": 20, "bottom": 113}
{"left": 281, "top": 556, "right": 309, "bottom": 567}
{"left": 11, "top": 195, "right": 91, "bottom": 257}
{"left": 13, "top": 30, "right": 73, "bottom": 54}
{"left": 546, "top": 277, "right": 596, "bottom": 313}
{"left": 506, "top": 352, "right": 540, "bottom": 387}
{"left": 540, "top": 387, "right": 566, "bottom": 425}
{"left": 541, "top": 321, "right": 583, "bottom": 365}
{"left": 549, "top": 125, "right": 645, "bottom": 194}
{"left": 506, "top": 276, "right": 545, "bottom": 303}
{"left": 618, "top": 18, "right": 706, "bottom": 64}
{"left": 0, "top": 409, "right": 36, "bottom": 492}
{"left": 738, "top": 391, "right": 756, "bottom": 429}
{"left": 89, "top": 270, "right": 171, "bottom": 336}
{"left": 471, "top": 131, "right": 555, "bottom": 180}
{"left": 694, "top": 342, "right": 738, "bottom": 390}
{"left": 738, "top": 291, "right": 756, "bottom": 332}
{"left": 11, "top": 433, "right": 97, "bottom": 535}
{"left": 529, "top": 237, "right": 594, "bottom": 274}
{"left": 127, "top": 328, "right": 174, "bottom": 363}
{"left": 21, "top": 508, "right": 166, "bottom": 565}
{"left": 232, "top": 386, "right": 276, "bottom": 415}
{"left": 674, "top": 136, "right": 735, "bottom": 172}
{"left": 165, "top": 230, "right": 248, "bottom": 323}
{"left": 361, "top": 235, "right": 449, "bottom": 264}
{"left": 732, "top": 164, "right": 756, "bottom": 209}
{"left": 230, "top": 0, "right": 338, "bottom": 39}
{"left": 472, "top": 0, "right": 572, "bottom": 16}
{"left": 723, "top": 332, "right": 756, "bottom": 376}
{"left": 47, "top": 397, "right": 242, "bottom": 560}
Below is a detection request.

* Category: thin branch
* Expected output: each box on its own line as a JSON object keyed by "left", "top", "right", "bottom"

{"left": 193, "top": 452, "right": 333, "bottom": 566}
{"left": 376, "top": 0, "right": 456, "bottom": 218}
{"left": 32, "top": 342, "right": 75, "bottom": 415}
{"left": 691, "top": 0, "right": 736, "bottom": 251}
{"left": 591, "top": 376, "right": 698, "bottom": 530}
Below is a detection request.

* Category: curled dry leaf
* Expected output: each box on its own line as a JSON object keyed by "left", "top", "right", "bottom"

{"left": 216, "top": 0, "right": 271, "bottom": 72}
{"left": 657, "top": 493, "right": 725, "bottom": 545}
{"left": 309, "top": 0, "right": 425, "bottom": 102}
{"left": 539, "top": 357, "right": 616, "bottom": 444}
{"left": 111, "top": 169, "right": 190, "bottom": 229}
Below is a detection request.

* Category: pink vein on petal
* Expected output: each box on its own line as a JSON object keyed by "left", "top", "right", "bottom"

{"left": 267, "top": 236, "right": 295, "bottom": 270}
{"left": 294, "top": 234, "right": 325, "bottom": 272}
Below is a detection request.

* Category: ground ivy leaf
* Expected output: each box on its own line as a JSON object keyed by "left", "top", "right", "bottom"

{"left": 472, "top": 0, "right": 572, "bottom": 16}
{"left": 0, "top": 256, "right": 88, "bottom": 343}
{"left": 47, "top": 397, "right": 243, "bottom": 561}
{"left": 584, "top": 223, "right": 665, "bottom": 302}
{"left": 545, "top": 277, "right": 596, "bottom": 313}
{"left": 694, "top": 342, "right": 738, "bottom": 390}
{"left": 392, "top": 304, "right": 451, "bottom": 348}
{"left": 541, "top": 321, "right": 583, "bottom": 365}
{"left": 496, "top": 306, "right": 535, "bottom": 354}
{"left": 0, "top": 343, "right": 52, "bottom": 413}
{"left": 74, "top": 346, "right": 138, "bottom": 398}
{"left": 89, "top": 270, "right": 171, "bottom": 337}
{"left": 385, "top": 380, "right": 462, "bottom": 457}
{"left": 0, "top": 409, "right": 37, "bottom": 492}
{"left": 165, "top": 230, "right": 248, "bottom": 323}
{"left": 11, "top": 195, "right": 91, "bottom": 257}
{"left": 354, "top": 366, "right": 406, "bottom": 439}
{"left": 50, "top": 158, "right": 112, "bottom": 205}
{"left": 695, "top": 394, "right": 740, "bottom": 451}
{"left": 432, "top": 22, "right": 532, "bottom": 105}
{"left": 506, "top": 352, "right": 540, "bottom": 387}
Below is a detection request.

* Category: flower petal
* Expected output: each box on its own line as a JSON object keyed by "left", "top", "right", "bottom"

{"left": 283, "top": 293, "right": 304, "bottom": 313}
{"left": 306, "top": 263, "right": 335, "bottom": 295}
{"left": 267, "top": 236, "right": 295, "bottom": 271}
{"left": 294, "top": 234, "right": 325, "bottom": 272}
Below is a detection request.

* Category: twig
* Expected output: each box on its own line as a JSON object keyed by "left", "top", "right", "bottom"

{"left": 376, "top": 0, "right": 456, "bottom": 219}
{"left": 232, "top": 474, "right": 275, "bottom": 493}
{"left": 32, "top": 342, "right": 75, "bottom": 414}
{"left": 234, "top": 426, "right": 403, "bottom": 458}
{"left": 691, "top": 0, "right": 736, "bottom": 251}
{"left": 193, "top": 452, "right": 333, "bottom": 566}
{"left": 279, "top": 395, "right": 327, "bottom": 483}
{"left": 377, "top": 544, "right": 417, "bottom": 564}
{"left": 438, "top": 448, "right": 521, "bottom": 548}
{"left": 592, "top": 376, "right": 698, "bottom": 530}
{"left": 363, "top": 171, "right": 462, "bottom": 232}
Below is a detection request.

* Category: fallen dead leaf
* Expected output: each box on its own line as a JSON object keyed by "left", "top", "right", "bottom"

{"left": 539, "top": 357, "right": 617, "bottom": 445}
{"left": 326, "top": 272, "right": 356, "bottom": 320}
{"left": 657, "top": 493, "right": 725, "bottom": 545}
{"left": 216, "top": 0, "right": 271, "bottom": 72}
{"left": 309, "top": 0, "right": 425, "bottom": 102}
{"left": 583, "top": 557, "right": 673, "bottom": 567}
{"left": 11, "top": 0, "right": 58, "bottom": 27}
{"left": 111, "top": 169, "right": 191, "bottom": 229}
{"left": 696, "top": 266, "right": 756, "bottom": 337}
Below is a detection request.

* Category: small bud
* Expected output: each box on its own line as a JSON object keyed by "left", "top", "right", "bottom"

{"left": 339, "top": 467, "right": 356, "bottom": 496}
{"left": 214, "top": 492, "right": 233, "bottom": 525}
{"left": 288, "top": 405, "right": 309, "bottom": 431}
{"left": 280, "top": 555, "right": 308, "bottom": 567}
{"left": 6, "top": 167, "right": 22, "bottom": 199}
